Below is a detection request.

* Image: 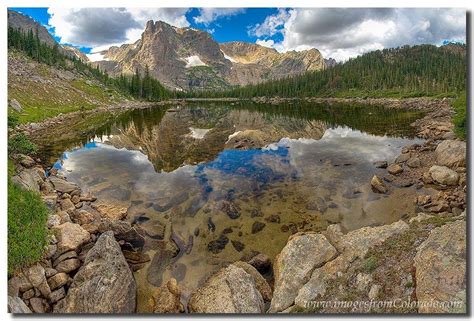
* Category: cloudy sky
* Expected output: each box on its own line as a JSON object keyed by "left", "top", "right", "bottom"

{"left": 10, "top": 7, "right": 466, "bottom": 61}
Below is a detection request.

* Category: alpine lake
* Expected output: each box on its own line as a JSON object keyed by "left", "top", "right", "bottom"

{"left": 33, "top": 100, "right": 427, "bottom": 311}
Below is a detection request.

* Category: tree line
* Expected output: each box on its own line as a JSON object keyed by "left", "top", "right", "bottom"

{"left": 8, "top": 26, "right": 466, "bottom": 100}
{"left": 8, "top": 26, "right": 174, "bottom": 100}
{"left": 183, "top": 44, "right": 466, "bottom": 99}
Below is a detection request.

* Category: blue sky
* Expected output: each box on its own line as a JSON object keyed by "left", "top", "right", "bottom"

{"left": 8, "top": 7, "right": 466, "bottom": 61}
{"left": 10, "top": 7, "right": 282, "bottom": 53}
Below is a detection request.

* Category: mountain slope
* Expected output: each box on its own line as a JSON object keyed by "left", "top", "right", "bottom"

{"left": 95, "top": 20, "right": 327, "bottom": 91}
{"left": 192, "top": 44, "right": 466, "bottom": 98}
{"left": 7, "top": 11, "right": 128, "bottom": 123}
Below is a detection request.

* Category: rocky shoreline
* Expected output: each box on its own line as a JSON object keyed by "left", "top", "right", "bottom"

{"left": 8, "top": 97, "right": 466, "bottom": 313}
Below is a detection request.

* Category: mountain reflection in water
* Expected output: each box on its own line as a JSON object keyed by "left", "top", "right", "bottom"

{"left": 35, "top": 102, "right": 425, "bottom": 311}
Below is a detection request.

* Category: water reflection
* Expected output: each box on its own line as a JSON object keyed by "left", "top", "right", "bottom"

{"left": 38, "top": 102, "right": 426, "bottom": 311}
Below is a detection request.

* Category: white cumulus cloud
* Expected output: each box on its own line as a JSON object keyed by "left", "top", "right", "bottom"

{"left": 249, "top": 8, "right": 466, "bottom": 61}
{"left": 47, "top": 7, "right": 190, "bottom": 50}
{"left": 193, "top": 8, "right": 245, "bottom": 25}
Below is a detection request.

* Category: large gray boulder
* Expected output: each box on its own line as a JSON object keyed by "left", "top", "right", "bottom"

{"left": 294, "top": 220, "right": 409, "bottom": 308}
{"left": 188, "top": 264, "right": 264, "bottom": 313}
{"left": 435, "top": 140, "right": 466, "bottom": 168}
{"left": 48, "top": 176, "right": 79, "bottom": 194}
{"left": 8, "top": 296, "right": 31, "bottom": 313}
{"left": 414, "top": 220, "right": 466, "bottom": 313}
{"left": 269, "top": 232, "right": 337, "bottom": 312}
{"left": 429, "top": 165, "right": 459, "bottom": 186}
{"left": 54, "top": 231, "right": 136, "bottom": 313}
{"left": 11, "top": 168, "right": 43, "bottom": 192}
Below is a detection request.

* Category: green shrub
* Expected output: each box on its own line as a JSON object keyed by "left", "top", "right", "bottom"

{"left": 8, "top": 115, "right": 19, "bottom": 128}
{"left": 364, "top": 256, "right": 378, "bottom": 272}
{"left": 8, "top": 179, "right": 49, "bottom": 275}
{"left": 452, "top": 92, "right": 466, "bottom": 139}
{"left": 8, "top": 132, "right": 38, "bottom": 155}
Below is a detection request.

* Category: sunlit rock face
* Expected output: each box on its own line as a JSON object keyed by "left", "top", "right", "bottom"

{"left": 94, "top": 20, "right": 326, "bottom": 91}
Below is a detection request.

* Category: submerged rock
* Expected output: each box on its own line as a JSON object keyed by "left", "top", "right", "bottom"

{"left": 231, "top": 240, "right": 245, "bottom": 252}
{"left": 269, "top": 232, "right": 337, "bottom": 312}
{"left": 370, "top": 175, "right": 388, "bottom": 194}
{"left": 373, "top": 160, "right": 388, "bottom": 168}
{"left": 207, "top": 234, "right": 229, "bottom": 254}
{"left": 414, "top": 220, "right": 466, "bottom": 313}
{"left": 149, "top": 278, "right": 184, "bottom": 313}
{"left": 188, "top": 264, "right": 264, "bottom": 313}
{"left": 54, "top": 231, "right": 136, "bottom": 313}
{"left": 251, "top": 221, "right": 266, "bottom": 234}
{"left": 220, "top": 200, "right": 240, "bottom": 219}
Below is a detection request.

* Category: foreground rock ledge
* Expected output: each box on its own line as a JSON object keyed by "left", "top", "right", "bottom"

{"left": 54, "top": 231, "right": 136, "bottom": 313}
{"left": 414, "top": 220, "right": 466, "bottom": 313}
{"left": 269, "top": 232, "right": 338, "bottom": 312}
{"left": 188, "top": 264, "right": 265, "bottom": 313}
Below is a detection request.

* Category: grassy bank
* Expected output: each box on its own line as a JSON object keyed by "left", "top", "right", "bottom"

{"left": 452, "top": 92, "right": 466, "bottom": 139}
{"left": 8, "top": 51, "right": 127, "bottom": 124}
{"left": 8, "top": 130, "right": 49, "bottom": 275}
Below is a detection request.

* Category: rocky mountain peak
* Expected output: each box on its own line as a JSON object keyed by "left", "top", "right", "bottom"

{"left": 93, "top": 20, "right": 327, "bottom": 91}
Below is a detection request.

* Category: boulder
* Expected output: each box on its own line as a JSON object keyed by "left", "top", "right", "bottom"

{"left": 435, "top": 140, "right": 466, "bottom": 168}
{"left": 269, "top": 232, "right": 337, "bottom": 312}
{"left": 387, "top": 164, "right": 403, "bottom": 175}
{"left": 55, "top": 259, "right": 81, "bottom": 273}
{"left": 233, "top": 261, "right": 273, "bottom": 302}
{"left": 19, "top": 155, "right": 35, "bottom": 168}
{"left": 248, "top": 253, "right": 272, "bottom": 274}
{"left": 8, "top": 296, "right": 31, "bottom": 313}
{"left": 91, "top": 201, "right": 129, "bottom": 220}
{"left": 11, "top": 168, "right": 43, "bottom": 192}
{"left": 23, "top": 263, "right": 51, "bottom": 298}
{"left": 48, "top": 176, "right": 79, "bottom": 194}
{"left": 54, "top": 231, "right": 136, "bottom": 313}
{"left": 295, "top": 220, "right": 409, "bottom": 307}
{"left": 370, "top": 175, "right": 388, "bottom": 193}
{"left": 407, "top": 157, "right": 421, "bottom": 168}
{"left": 30, "top": 297, "right": 46, "bottom": 313}
{"left": 188, "top": 264, "right": 264, "bottom": 313}
{"left": 395, "top": 152, "right": 411, "bottom": 163}
{"left": 49, "top": 287, "right": 66, "bottom": 304}
{"left": 52, "top": 222, "right": 90, "bottom": 254}
{"left": 149, "top": 278, "right": 184, "bottom": 313}
{"left": 60, "top": 198, "right": 75, "bottom": 211}
{"left": 429, "top": 165, "right": 459, "bottom": 186}
{"left": 71, "top": 210, "right": 95, "bottom": 225}
{"left": 9, "top": 99, "right": 23, "bottom": 112}
{"left": 373, "top": 160, "right": 388, "bottom": 168}
{"left": 98, "top": 219, "right": 145, "bottom": 249}
{"left": 414, "top": 220, "right": 466, "bottom": 313}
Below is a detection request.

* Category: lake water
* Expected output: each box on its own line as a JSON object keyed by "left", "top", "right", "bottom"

{"left": 34, "top": 101, "right": 425, "bottom": 311}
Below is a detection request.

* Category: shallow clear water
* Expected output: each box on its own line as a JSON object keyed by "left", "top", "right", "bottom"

{"left": 35, "top": 101, "right": 425, "bottom": 311}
